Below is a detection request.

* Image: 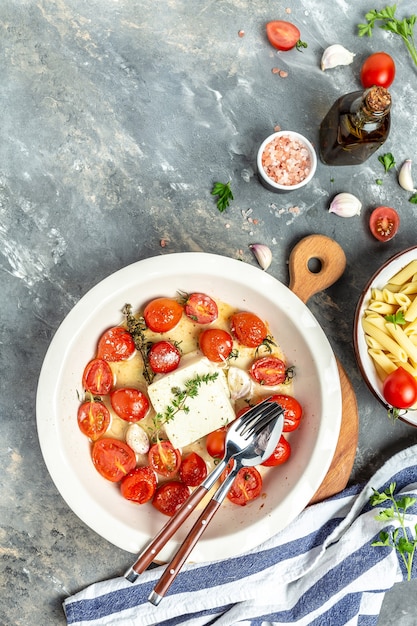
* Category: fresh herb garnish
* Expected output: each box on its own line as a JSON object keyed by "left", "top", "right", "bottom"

{"left": 122, "top": 303, "right": 154, "bottom": 385}
{"left": 296, "top": 39, "right": 308, "bottom": 52}
{"left": 370, "top": 481, "right": 417, "bottom": 580}
{"left": 358, "top": 6, "right": 417, "bottom": 68}
{"left": 376, "top": 178, "right": 384, "bottom": 185}
{"left": 255, "top": 334, "right": 277, "bottom": 356}
{"left": 211, "top": 181, "right": 234, "bottom": 212}
{"left": 410, "top": 193, "right": 417, "bottom": 204}
{"left": 153, "top": 372, "right": 219, "bottom": 436}
{"left": 378, "top": 152, "right": 396, "bottom": 172}
{"left": 385, "top": 310, "right": 406, "bottom": 327}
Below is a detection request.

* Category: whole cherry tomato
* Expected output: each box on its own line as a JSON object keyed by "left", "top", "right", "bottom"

{"left": 143, "top": 297, "right": 183, "bottom": 333}
{"left": 383, "top": 366, "right": 417, "bottom": 410}
{"left": 148, "top": 340, "right": 181, "bottom": 373}
{"left": 360, "top": 52, "right": 395, "bottom": 88}
{"left": 230, "top": 311, "right": 268, "bottom": 348}
{"left": 269, "top": 394, "right": 302, "bottom": 432}
{"left": 199, "top": 328, "right": 234, "bottom": 362}
{"left": 206, "top": 426, "right": 227, "bottom": 458}
{"left": 110, "top": 387, "right": 149, "bottom": 422}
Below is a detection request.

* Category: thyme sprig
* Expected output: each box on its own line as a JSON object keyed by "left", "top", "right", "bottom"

{"left": 153, "top": 372, "right": 219, "bottom": 436}
{"left": 370, "top": 482, "right": 417, "bottom": 580}
{"left": 255, "top": 334, "right": 277, "bottom": 356}
{"left": 122, "top": 303, "right": 154, "bottom": 384}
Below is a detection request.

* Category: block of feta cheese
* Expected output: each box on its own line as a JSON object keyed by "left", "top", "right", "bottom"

{"left": 147, "top": 352, "right": 236, "bottom": 448}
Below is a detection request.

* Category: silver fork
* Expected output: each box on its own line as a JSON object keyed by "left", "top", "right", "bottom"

{"left": 125, "top": 398, "right": 284, "bottom": 584}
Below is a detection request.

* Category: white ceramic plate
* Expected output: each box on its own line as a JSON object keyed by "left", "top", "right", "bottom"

{"left": 36, "top": 252, "right": 342, "bottom": 561}
{"left": 354, "top": 246, "right": 417, "bottom": 427}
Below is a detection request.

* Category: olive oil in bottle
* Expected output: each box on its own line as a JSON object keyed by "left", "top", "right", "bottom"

{"left": 319, "top": 86, "right": 391, "bottom": 165}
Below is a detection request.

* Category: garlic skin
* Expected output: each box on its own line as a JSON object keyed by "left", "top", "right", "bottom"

{"left": 250, "top": 243, "right": 272, "bottom": 271}
{"left": 398, "top": 159, "right": 415, "bottom": 192}
{"left": 329, "top": 192, "right": 362, "bottom": 218}
{"left": 321, "top": 44, "right": 355, "bottom": 71}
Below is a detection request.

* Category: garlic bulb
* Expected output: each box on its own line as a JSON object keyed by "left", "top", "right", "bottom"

{"left": 398, "top": 159, "right": 415, "bottom": 192}
{"left": 250, "top": 243, "right": 272, "bottom": 271}
{"left": 329, "top": 192, "right": 362, "bottom": 218}
{"left": 321, "top": 44, "right": 355, "bottom": 71}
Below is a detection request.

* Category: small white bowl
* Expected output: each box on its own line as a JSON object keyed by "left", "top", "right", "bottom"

{"left": 354, "top": 246, "right": 417, "bottom": 427}
{"left": 257, "top": 130, "right": 317, "bottom": 193}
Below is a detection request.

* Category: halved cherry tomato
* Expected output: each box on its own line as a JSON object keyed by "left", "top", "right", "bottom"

{"left": 266, "top": 20, "right": 304, "bottom": 51}
{"left": 148, "top": 341, "right": 181, "bottom": 373}
{"left": 152, "top": 481, "right": 190, "bottom": 516}
{"left": 199, "top": 328, "right": 234, "bottom": 362}
{"left": 230, "top": 311, "right": 268, "bottom": 348}
{"left": 179, "top": 452, "right": 208, "bottom": 486}
{"left": 110, "top": 387, "right": 149, "bottom": 422}
{"left": 183, "top": 292, "right": 218, "bottom": 324}
{"left": 383, "top": 366, "right": 417, "bottom": 410}
{"left": 143, "top": 297, "right": 183, "bottom": 333}
{"left": 92, "top": 437, "right": 136, "bottom": 482}
{"left": 261, "top": 435, "right": 291, "bottom": 466}
{"left": 269, "top": 394, "right": 302, "bottom": 432}
{"left": 148, "top": 441, "right": 181, "bottom": 477}
{"left": 250, "top": 356, "right": 287, "bottom": 386}
{"left": 369, "top": 206, "right": 399, "bottom": 242}
{"left": 82, "top": 358, "right": 113, "bottom": 395}
{"left": 97, "top": 326, "right": 136, "bottom": 362}
{"left": 223, "top": 465, "right": 263, "bottom": 506}
{"left": 77, "top": 400, "right": 110, "bottom": 441}
{"left": 120, "top": 466, "right": 157, "bottom": 504}
{"left": 360, "top": 52, "right": 395, "bottom": 89}
{"left": 205, "top": 426, "right": 227, "bottom": 458}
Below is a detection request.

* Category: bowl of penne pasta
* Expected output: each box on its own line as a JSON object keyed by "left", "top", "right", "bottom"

{"left": 354, "top": 246, "right": 417, "bottom": 426}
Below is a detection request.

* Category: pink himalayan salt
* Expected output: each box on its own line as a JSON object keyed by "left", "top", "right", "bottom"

{"left": 261, "top": 134, "right": 311, "bottom": 186}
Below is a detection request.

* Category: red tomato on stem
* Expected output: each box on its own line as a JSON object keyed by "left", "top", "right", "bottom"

{"left": 179, "top": 452, "right": 208, "bottom": 486}
{"left": 199, "top": 328, "right": 234, "bottom": 362}
{"left": 360, "top": 52, "right": 395, "bottom": 88}
{"left": 266, "top": 20, "right": 306, "bottom": 51}
{"left": 183, "top": 292, "right": 218, "bottom": 324}
{"left": 82, "top": 358, "right": 114, "bottom": 395}
{"left": 143, "top": 297, "right": 183, "bottom": 333}
{"left": 369, "top": 206, "right": 399, "bottom": 242}
{"left": 92, "top": 438, "right": 136, "bottom": 482}
{"left": 383, "top": 366, "right": 417, "bottom": 411}
{"left": 148, "top": 341, "right": 181, "bottom": 373}
{"left": 110, "top": 387, "right": 149, "bottom": 422}
{"left": 120, "top": 466, "right": 157, "bottom": 504}
{"left": 230, "top": 311, "right": 269, "bottom": 348}
{"left": 97, "top": 326, "right": 136, "bottom": 362}
{"left": 152, "top": 481, "right": 190, "bottom": 516}
{"left": 148, "top": 440, "right": 181, "bottom": 477}
{"left": 77, "top": 400, "right": 110, "bottom": 441}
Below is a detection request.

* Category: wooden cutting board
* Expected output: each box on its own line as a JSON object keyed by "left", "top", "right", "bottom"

{"left": 288, "top": 234, "right": 358, "bottom": 503}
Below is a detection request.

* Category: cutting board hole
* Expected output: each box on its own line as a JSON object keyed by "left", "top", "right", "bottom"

{"left": 307, "top": 257, "right": 322, "bottom": 274}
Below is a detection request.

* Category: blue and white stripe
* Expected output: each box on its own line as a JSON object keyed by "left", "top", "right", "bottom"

{"left": 63, "top": 445, "right": 417, "bottom": 626}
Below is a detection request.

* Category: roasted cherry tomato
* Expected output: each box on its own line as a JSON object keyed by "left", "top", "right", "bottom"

{"left": 148, "top": 340, "right": 181, "bottom": 373}
{"left": 183, "top": 292, "right": 218, "bottom": 324}
{"left": 199, "top": 328, "right": 234, "bottom": 362}
{"left": 266, "top": 20, "right": 304, "bottom": 51}
{"left": 152, "top": 481, "right": 190, "bottom": 516}
{"left": 97, "top": 326, "right": 136, "bottom": 362}
{"left": 77, "top": 400, "right": 110, "bottom": 441}
{"left": 223, "top": 465, "right": 263, "bottom": 506}
{"left": 110, "top": 387, "right": 149, "bottom": 422}
{"left": 148, "top": 440, "right": 181, "bottom": 477}
{"left": 230, "top": 311, "right": 268, "bottom": 348}
{"left": 360, "top": 52, "right": 395, "bottom": 89}
{"left": 383, "top": 366, "right": 417, "bottom": 411}
{"left": 249, "top": 356, "right": 287, "bottom": 386}
{"left": 261, "top": 435, "right": 291, "bottom": 466}
{"left": 120, "top": 466, "right": 157, "bottom": 504}
{"left": 269, "top": 394, "right": 302, "bottom": 432}
{"left": 179, "top": 452, "right": 208, "bottom": 486}
{"left": 369, "top": 206, "right": 399, "bottom": 242}
{"left": 91, "top": 437, "right": 136, "bottom": 482}
{"left": 82, "top": 358, "right": 113, "bottom": 395}
{"left": 205, "top": 426, "right": 227, "bottom": 458}
{"left": 143, "top": 297, "right": 183, "bottom": 333}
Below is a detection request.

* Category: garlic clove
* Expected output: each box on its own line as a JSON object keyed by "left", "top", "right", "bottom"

{"left": 126, "top": 423, "right": 150, "bottom": 455}
{"left": 249, "top": 243, "right": 272, "bottom": 271}
{"left": 329, "top": 192, "right": 362, "bottom": 218}
{"left": 227, "top": 366, "right": 253, "bottom": 401}
{"left": 398, "top": 159, "right": 415, "bottom": 192}
{"left": 321, "top": 44, "right": 355, "bottom": 71}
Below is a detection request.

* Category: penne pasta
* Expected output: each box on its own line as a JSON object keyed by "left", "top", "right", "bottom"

{"left": 388, "top": 260, "right": 417, "bottom": 285}
{"left": 362, "top": 318, "right": 408, "bottom": 362}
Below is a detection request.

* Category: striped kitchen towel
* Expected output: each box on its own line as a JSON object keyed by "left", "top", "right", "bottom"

{"left": 63, "top": 444, "right": 417, "bottom": 626}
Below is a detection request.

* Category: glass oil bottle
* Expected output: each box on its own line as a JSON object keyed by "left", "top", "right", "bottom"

{"left": 319, "top": 86, "right": 391, "bottom": 165}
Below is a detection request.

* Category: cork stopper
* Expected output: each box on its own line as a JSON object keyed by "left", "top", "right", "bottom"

{"left": 365, "top": 86, "right": 391, "bottom": 112}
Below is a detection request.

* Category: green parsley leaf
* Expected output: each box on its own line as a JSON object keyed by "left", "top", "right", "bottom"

{"left": 385, "top": 310, "right": 406, "bottom": 327}
{"left": 211, "top": 181, "right": 234, "bottom": 212}
{"left": 409, "top": 193, "right": 417, "bottom": 204}
{"left": 378, "top": 152, "right": 396, "bottom": 172}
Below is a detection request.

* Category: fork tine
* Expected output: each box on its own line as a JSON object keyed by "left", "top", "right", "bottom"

{"left": 239, "top": 401, "right": 278, "bottom": 436}
{"left": 235, "top": 397, "right": 272, "bottom": 433}
{"left": 248, "top": 405, "right": 284, "bottom": 437}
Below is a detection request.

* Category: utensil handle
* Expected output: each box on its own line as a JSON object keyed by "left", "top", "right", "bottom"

{"left": 125, "top": 459, "right": 228, "bottom": 581}
{"left": 148, "top": 466, "right": 237, "bottom": 605}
